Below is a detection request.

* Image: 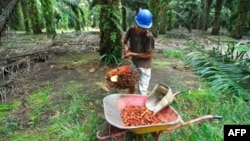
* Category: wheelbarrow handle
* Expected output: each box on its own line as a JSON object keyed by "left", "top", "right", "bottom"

{"left": 173, "top": 91, "right": 185, "bottom": 97}
{"left": 158, "top": 83, "right": 170, "bottom": 89}
{"left": 164, "top": 115, "right": 223, "bottom": 132}
{"left": 181, "top": 115, "right": 223, "bottom": 126}
{"left": 213, "top": 115, "right": 223, "bottom": 120}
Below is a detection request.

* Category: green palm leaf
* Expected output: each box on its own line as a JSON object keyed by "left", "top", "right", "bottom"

{"left": 186, "top": 50, "right": 250, "bottom": 98}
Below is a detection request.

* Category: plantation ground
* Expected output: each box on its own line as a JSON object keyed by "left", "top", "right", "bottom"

{"left": 1, "top": 29, "right": 249, "bottom": 140}
{"left": 1, "top": 29, "right": 202, "bottom": 100}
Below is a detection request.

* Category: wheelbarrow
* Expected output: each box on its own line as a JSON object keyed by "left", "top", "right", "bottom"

{"left": 97, "top": 92, "right": 222, "bottom": 140}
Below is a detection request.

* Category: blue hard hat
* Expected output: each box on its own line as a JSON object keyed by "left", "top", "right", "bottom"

{"left": 135, "top": 9, "right": 153, "bottom": 29}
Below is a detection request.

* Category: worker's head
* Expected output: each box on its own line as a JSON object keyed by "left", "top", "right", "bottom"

{"left": 135, "top": 9, "right": 153, "bottom": 29}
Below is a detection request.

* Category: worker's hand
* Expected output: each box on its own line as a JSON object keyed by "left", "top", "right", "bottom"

{"left": 123, "top": 49, "right": 128, "bottom": 57}
{"left": 123, "top": 56, "right": 129, "bottom": 59}
{"left": 123, "top": 51, "right": 131, "bottom": 59}
{"left": 123, "top": 54, "right": 129, "bottom": 59}
{"left": 124, "top": 48, "right": 128, "bottom": 54}
{"left": 124, "top": 45, "right": 128, "bottom": 55}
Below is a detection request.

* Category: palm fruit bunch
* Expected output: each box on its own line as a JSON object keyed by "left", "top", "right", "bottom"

{"left": 107, "top": 65, "right": 139, "bottom": 89}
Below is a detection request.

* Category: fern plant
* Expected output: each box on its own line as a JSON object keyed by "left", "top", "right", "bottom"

{"left": 100, "top": 52, "right": 120, "bottom": 66}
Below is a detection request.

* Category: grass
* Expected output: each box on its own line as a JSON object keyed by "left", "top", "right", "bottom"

{"left": 159, "top": 87, "right": 250, "bottom": 141}
{"left": 162, "top": 49, "right": 185, "bottom": 59}
{"left": 153, "top": 60, "right": 171, "bottom": 66}
{"left": 0, "top": 82, "right": 103, "bottom": 141}
{"left": 0, "top": 101, "right": 20, "bottom": 119}
{"left": 1, "top": 81, "right": 249, "bottom": 141}
{"left": 1, "top": 34, "right": 249, "bottom": 140}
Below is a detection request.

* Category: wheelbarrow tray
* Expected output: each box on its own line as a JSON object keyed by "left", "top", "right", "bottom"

{"left": 103, "top": 94, "right": 182, "bottom": 134}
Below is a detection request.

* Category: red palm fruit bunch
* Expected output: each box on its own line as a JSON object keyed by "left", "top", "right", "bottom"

{"left": 106, "top": 65, "right": 139, "bottom": 89}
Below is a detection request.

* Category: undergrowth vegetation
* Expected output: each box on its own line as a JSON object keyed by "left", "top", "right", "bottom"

{"left": 158, "top": 41, "right": 250, "bottom": 141}
{"left": 1, "top": 83, "right": 249, "bottom": 141}
{"left": 160, "top": 87, "right": 250, "bottom": 141}
{"left": 185, "top": 40, "right": 250, "bottom": 99}
{"left": 163, "top": 49, "right": 185, "bottom": 60}
{"left": 0, "top": 83, "right": 104, "bottom": 141}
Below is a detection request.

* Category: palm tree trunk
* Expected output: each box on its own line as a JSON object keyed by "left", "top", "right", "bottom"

{"left": 211, "top": 0, "right": 223, "bottom": 35}
{"left": 122, "top": 6, "right": 127, "bottom": 31}
{"left": 72, "top": 9, "right": 82, "bottom": 31}
{"left": 166, "top": 10, "right": 172, "bottom": 31}
{"left": 158, "top": 0, "right": 170, "bottom": 34}
{"left": 28, "top": 0, "right": 42, "bottom": 34}
{"left": 231, "top": 0, "right": 249, "bottom": 39}
{"left": 41, "top": 0, "right": 56, "bottom": 35}
{"left": 9, "top": 1, "right": 24, "bottom": 30}
{"left": 149, "top": 0, "right": 160, "bottom": 37}
{"left": 99, "top": 0, "right": 122, "bottom": 65}
{"left": 202, "top": 0, "right": 212, "bottom": 33}
{"left": 159, "top": 13, "right": 167, "bottom": 34}
{"left": 20, "top": 0, "right": 31, "bottom": 33}
{"left": 0, "top": 0, "right": 19, "bottom": 33}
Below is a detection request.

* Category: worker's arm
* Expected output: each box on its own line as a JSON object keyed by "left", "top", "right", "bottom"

{"left": 123, "top": 33, "right": 130, "bottom": 58}
{"left": 123, "top": 28, "right": 131, "bottom": 54}
{"left": 124, "top": 50, "right": 153, "bottom": 59}
{"left": 124, "top": 42, "right": 129, "bottom": 53}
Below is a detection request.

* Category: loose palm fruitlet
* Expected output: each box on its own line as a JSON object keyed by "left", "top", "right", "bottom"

{"left": 121, "top": 105, "right": 163, "bottom": 126}
{"left": 107, "top": 65, "right": 139, "bottom": 89}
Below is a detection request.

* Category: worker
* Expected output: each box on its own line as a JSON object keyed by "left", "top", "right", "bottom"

{"left": 123, "top": 9, "right": 155, "bottom": 95}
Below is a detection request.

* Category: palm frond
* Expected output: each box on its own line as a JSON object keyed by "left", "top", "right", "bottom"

{"left": 186, "top": 51, "right": 250, "bottom": 97}
{"left": 59, "top": 0, "right": 85, "bottom": 26}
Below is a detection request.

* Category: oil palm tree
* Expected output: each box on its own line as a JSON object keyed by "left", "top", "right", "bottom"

{"left": 0, "top": 0, "right": 19, "bottom": 33}
{"left": 20, "top": 0, "right": 31, "bottom": 33}
{"left": 41, "top": 0, "right": 57, "bottom": 35}
{"left": 28, "top": 0, "right": 42, "bottom": 34}
{"left": 211, "top": 0, "right": 223, "bottom": 35}
{"left": 202, "top": 0, "right": 213, "bottom": 32}
{"left": 149, "top": 0, "right": 170, "bottom": 36}
{"left": 231, "top": 0, "right": 250, "bottom": 39}
{"left": 158, "top": 0, "right": 171, "bottom": 34}
{"left": 148, "top": 0, "right": 160, "bottom": 37}
{"left": 59, "top": 0, "right": 85, "bottom": 31}
{"left": 8, "top": 1, "right": 25, "bottom": 30}
{"left": 99, "top": 0, "right": 123, "bottom": 65}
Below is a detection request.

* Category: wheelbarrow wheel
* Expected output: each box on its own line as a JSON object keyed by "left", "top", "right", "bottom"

{"left": 125, "top": 132, "right": 159, "bottom": 141}
{"left": 97, "top": 122, "right": 127, "bottom": 141}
